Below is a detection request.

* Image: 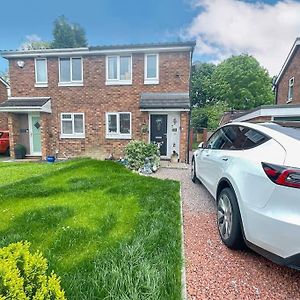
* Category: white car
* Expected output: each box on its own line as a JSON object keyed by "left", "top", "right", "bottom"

{"left": 191, "top": 122, "right": 300, "bottom": 269}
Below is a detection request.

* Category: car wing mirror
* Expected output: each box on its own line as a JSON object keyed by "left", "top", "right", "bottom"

{"left": 198, "top": 142, "right": 204, "bottom": 149}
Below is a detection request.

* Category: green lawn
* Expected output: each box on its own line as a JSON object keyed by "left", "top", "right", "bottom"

{"left": 0, "top": 159, "right": 182, "bottom": 299}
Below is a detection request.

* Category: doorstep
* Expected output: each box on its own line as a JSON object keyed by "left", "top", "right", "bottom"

{"left": 160, "top": 160, "right": 188, "bottom": 170}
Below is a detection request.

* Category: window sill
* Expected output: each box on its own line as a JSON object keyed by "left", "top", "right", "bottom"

{"left": 106, "top": 134, "right": 132, "bottom": 140}
{"left": 105, "top": 80, "right": 132, "bottom": 86}
{"left": 35, "top": 83, "right": 48, "bottom": 88}
{"left": 144, "top": 79, "right": 159, "bottom": 85}
{"left": 58, "top": 82, "right": 83, "bottom": 87}
{"left": 60, "top": 134, "right": 85, "bottom": 139}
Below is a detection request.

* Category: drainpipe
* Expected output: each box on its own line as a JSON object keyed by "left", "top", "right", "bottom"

{"left": 186, "top": 46, "right": 194, "bottom": 164}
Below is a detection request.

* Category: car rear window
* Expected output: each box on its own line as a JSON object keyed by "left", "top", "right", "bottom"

{"left": 261, "top": 123, "right": 300, "bottom": 141}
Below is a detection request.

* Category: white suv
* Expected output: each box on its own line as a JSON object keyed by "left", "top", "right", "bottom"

{"left": 191, "top": 122, "right": 300, "bottom": 269}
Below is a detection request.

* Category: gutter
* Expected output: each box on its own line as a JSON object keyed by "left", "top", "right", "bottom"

{"left": 186, "top": 47, "right": 194, "bottom": 164}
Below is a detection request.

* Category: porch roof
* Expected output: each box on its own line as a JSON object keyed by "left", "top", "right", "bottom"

{"left": 140, "top": 92, "right": 190, "bottom": 111}
{"left": 0, "top": 97, "right": 51, "bottom": 113}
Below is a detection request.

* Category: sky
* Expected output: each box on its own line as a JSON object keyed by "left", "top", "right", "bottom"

{"left": 1, "top": 0, "right": 300, "bottom": 76}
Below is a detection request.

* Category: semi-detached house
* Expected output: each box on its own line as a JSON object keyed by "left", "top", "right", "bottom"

{"left": 0, "top": 41, "right": 195, "bottom": 161}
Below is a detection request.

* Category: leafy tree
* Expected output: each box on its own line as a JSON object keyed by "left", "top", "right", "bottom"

{"left": 210, "top": 54, "right": 274, "bottom": 109}
{"left": 191, "top": 102, "right": 229, "bottom": 131}
{"left": 20, "top": 35, "right": 51, "bottom": 51}
{"left": 52, "top": 16, "right": 87, "bottom": 48}
{"left": 191, "top": 62, "right": 216, "bottom": 107}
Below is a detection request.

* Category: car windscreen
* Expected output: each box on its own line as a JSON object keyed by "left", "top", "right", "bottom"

{"left": 261, "top": 123, "right": 300, "bottom": 141}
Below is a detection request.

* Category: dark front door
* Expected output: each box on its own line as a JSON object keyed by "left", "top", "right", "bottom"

{"left": 150, "top": 115, "right": 168, "bottom": 156}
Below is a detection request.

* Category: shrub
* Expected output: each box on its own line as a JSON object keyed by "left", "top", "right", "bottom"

{"left": 124, "top": 141, "right": 160, "bottom": 171}
{"left": 0, "top": 241, "right": 66, "bottom": 300}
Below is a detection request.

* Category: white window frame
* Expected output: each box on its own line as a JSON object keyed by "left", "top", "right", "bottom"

{"left": 288, "top": 77, "right": 294, "bottom": 103}
{"left": 106, "top": 112, "right": 132, "bottom": 139}
{"left": 60, "top": 113, "right": 85, "bottom": 138}
{"left": 144, "top": 53, "right": 159, "bottom": 85}
{"left": 106, "top": 55, "right": 132, "bottom": 85}
{"left": 35, "top": 58, "right": 48, "bottom": 87}
{"left": 58, "top": 57, "right": 83, "bottom": 86}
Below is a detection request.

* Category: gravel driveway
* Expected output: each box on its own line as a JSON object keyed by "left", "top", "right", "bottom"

{"left": 153, "top": 167, "right": 300, "bottom": 300}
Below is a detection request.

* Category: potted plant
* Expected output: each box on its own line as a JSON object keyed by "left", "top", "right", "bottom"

{"left": 14, "top": 144, "right": 26, "bottom": 159}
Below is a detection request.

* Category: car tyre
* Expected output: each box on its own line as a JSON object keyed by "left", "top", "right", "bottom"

{"left": 217, "top": 187, "right": 244, "bottom": 250}
{"left": 191, "top": 158, "right": 197, "bottom": 183}
{"left": 5, "top": 147, "right": 10, "bottom": 157}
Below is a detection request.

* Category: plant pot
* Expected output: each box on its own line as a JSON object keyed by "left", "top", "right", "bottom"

{"left": 15, "top": 151, "right": 25, "bottom": 159}
{"left": 47, "top": 156, "right": 56, "bottom": 163}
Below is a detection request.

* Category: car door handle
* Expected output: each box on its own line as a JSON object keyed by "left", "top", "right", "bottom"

{"left": 221, "top": 157, "right": 229, "bottom": 161}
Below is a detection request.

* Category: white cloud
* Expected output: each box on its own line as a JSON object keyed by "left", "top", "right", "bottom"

{"left": 184, "top": 0, "right": 300, "bottom": 75}
{"left": 19, "top": 34, "right": 42, "bottom": 50}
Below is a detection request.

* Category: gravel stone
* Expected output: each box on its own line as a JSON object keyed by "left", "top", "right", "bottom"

{"left": 153, "top": 166, "right": 300, "bottom": 300}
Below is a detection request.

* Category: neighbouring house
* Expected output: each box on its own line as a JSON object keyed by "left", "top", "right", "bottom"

{"left": 0, "top": 77, "right": 10, "bottom": 129}
{"left": 223, "top": 37, "right": 300, "bottom": 127}
{"left": 0, "top": 41, "right": 195, "bottom": 161}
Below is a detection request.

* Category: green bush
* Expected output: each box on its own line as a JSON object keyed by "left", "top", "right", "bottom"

{"left": 0, "top": 241, "right": 66, "bottom": 300}
{"left": 124, "top": 140, "right": 160, "bottom": 171}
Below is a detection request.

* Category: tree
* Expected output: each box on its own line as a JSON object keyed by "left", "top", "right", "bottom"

{"left": 210, "top": 54, "right": 274, "bottom": 109}
{"left": 191, "top": 102, "right": 229, "bottom": 131}
{"left": 191, "top": 62, "right": 216, "bottom": 107}
{"left": 20, "top": 35, "right": 51, "bottom": 50}
{"left": 52, "top": 16, "right": 87, "bottom": 48}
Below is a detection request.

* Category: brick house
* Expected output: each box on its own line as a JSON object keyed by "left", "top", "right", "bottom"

{"left": 227, "top": 37, "right": 300, "bottom": 126}
{"left": 0, "top": 41, "right": 195, "bottom": 161}
{"left": 0, "top": 77, "right": 10, "bottom": 129}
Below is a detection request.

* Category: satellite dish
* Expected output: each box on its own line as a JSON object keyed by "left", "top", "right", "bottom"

{"left": 17, "top": 60, "right": 25, "bottom": 68}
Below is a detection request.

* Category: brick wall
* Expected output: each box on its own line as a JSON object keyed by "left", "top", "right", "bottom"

{"left": 0, "top": 81, "right": 8, "bottom": 129}
{"left": 277, "top": 46, "right": 300, "bottom": 105}
{"left": 8, "top": 51, "right": 191, "bottom": 161}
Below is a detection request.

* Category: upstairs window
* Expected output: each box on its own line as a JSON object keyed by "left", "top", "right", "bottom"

{"left": 35, "top": 58, "right": 48, "bottom": 87}
{"left": 144, "top": 54, "right": 159, "bottom": 84}
{"left": 61, "top": 113, "right": 85, "bottom": 138}
{"left": 59, "top": 57, "right": 83, "bottom": 86}
{"left": 288, "top": 77, "right": 294, "bottom": 102}
{"left": 106, "top": 55, "right": 132, "bottom": 85}
{"left": 106, "top": 112, "right": 131, "bottom": 139}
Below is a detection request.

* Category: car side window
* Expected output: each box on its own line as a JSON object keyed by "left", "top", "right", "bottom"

{"left": 241, "top": 127, "right": 269, "bottom": 149}
{"left": 205, "top": 125, "right": 269, "bottom": 151}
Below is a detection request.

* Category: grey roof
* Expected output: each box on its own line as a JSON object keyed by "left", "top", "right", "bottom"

{"left": 90, "top": 41, "right": 196, "bottom": 51}
{"left": 0, "top": 97, "right": 51, "bottom": 107}
{"left": 140, "top": 93, "right": 190, "bottom": 109}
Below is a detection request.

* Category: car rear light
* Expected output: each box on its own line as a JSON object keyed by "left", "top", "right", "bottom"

{"left": 262, "top": 162, "right": 300, "bottom": 189}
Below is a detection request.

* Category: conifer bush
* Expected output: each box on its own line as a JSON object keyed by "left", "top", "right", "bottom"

{"left": 0, "top": 241, "right": 66, "bottom": 300}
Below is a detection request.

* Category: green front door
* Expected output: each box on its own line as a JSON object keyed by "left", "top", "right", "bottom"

{"left": 30, "top": 115, "right": 42, "bottom": 155}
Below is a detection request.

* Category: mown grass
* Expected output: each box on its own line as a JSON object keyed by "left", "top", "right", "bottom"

{"left": 0, "top": 159, "right": 182, "bottom": 299}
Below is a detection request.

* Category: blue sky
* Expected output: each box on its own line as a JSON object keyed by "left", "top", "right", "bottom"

{"left": 0, "top": 0, "right": 299, "bottom": 75}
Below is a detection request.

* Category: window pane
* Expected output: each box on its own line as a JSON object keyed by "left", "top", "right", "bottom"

{"left": 108, "top": 114, "right": 117, "bottom": 133}
{"left": 62, "top": 120, "right": 73, "bottom": 134}
{"left": 147, "top": 55, "right": 157, "bottom": 78}
{"left": 60, "top": 58, "right": 71, "bottom": 82}
{"left": 108, "top": 57, "right": 117, "bottom": 80}
{"left": 74, "top": 115, "right": 84, "bottom": 133}
{"left": 120, "top": 113, "right": 130, "bottom": 134}
{"left": 72, "top": 58, "right": 82, "bottom": 81}
{"left": 36, "top": 59, "right": 47, "bottom": 83}
{"left": 120, "top": 56, "right": 131, "bottom": 80}
{"left": 62, "top": 114, "right": 72, "bottom": 119}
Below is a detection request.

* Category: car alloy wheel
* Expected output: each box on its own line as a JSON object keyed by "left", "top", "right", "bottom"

{"left": 217, "top": 193, "right": 233, "bottom": 240}
{"left": 216, "top": 187, "right": 245, "bottom": 249}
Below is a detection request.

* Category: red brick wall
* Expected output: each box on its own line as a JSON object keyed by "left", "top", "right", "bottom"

{"left": 0, "top": 81, "right": 8, "bottom": 129}
{"left": 8, "top": 51, "right": 191, "bottom": 161}
{"left": 277, "top": 46, "right": 300, "bottom": 105}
